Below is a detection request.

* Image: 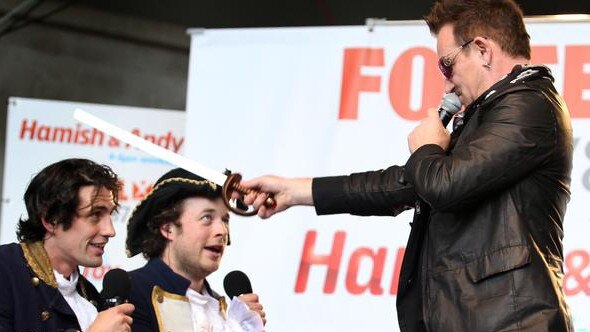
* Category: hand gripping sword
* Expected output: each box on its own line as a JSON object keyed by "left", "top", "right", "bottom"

{"left": 73, "top": 109, "right": 275, "bottom": 216}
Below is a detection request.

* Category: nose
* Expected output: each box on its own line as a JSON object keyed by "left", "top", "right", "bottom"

{"left": 213, "top": 219, "right": 229, "bottom": 238}
{"left": 100, "top": 215, "right": 116, "bottom": 238}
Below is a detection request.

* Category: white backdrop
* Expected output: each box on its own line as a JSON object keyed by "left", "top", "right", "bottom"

{"left": 186, "top": 21, "right": 590, "bottom": 331}
{"left": 1, "top": 97, "right": 186, "bottom": 283}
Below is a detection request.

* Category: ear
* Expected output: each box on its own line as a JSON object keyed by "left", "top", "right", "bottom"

{"left": 473, "top": 36, "right": 492, "bottom": 64}
{"left": 159, "top": 223, "right": 173, "bottom": 240}
{"left": 41, "top": 218, "right": 57, "bottom": 234}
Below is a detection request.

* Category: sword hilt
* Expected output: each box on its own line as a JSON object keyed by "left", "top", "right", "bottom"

{"left": 222, "top": 172, "right": 277, "bottom": 217}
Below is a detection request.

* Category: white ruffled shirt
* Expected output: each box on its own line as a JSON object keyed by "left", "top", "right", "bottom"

{"left": 186, "top": 288, "right": 264, "bottom": 332}
{"left": 54, "top": 269, "right": 98, "bottom": 332}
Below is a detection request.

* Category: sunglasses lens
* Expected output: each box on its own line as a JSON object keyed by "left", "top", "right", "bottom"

{"left": 438, "top": 57, "right": 452, "bottom": 79}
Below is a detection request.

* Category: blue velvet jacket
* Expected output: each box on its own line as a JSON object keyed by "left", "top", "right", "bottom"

{"left": 0, "top": 242, "right": 103, "bottom": 332}
{"left": 128, "top": 258, "right": 223, "bottom": 332}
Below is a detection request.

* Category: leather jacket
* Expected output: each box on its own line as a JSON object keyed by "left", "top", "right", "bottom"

{"left": 313, "top": 65, "right": 574, "bottom": 331}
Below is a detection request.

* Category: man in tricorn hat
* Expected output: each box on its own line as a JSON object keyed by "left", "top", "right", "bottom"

{"left": 126, "top": 168, "right": 266, "bottom": 331}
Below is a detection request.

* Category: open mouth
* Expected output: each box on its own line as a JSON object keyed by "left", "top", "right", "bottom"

{"left": 89, "top": 242, "right": 107, "bottom": 249}
{"left": 204, "top": 245, "right": 223, "bottom": 255}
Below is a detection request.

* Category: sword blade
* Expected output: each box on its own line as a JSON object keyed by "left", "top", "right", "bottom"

{"left": 73, "top": 108, "right": 227, "bottom": 186}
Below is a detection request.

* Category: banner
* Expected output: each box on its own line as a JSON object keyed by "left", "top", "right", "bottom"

{"left": 1, "top": 97, "right": 185, "bottom": 284}
{"left": 186, "top": 20, "right": 590, "bottom": 331}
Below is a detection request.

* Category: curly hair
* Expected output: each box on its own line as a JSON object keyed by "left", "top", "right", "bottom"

{"left": 16, "top": 158, "right": 121, "bottom": 242}
{"left": 424, "top": 0, "right": 530, "bottom": 59}
{"left": 141, "top": 200, "right": 183, "bottom": 259}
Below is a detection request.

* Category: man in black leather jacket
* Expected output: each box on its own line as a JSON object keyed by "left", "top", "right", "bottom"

{"left": 237, "top": 0, "right": 574, "bottom": 331}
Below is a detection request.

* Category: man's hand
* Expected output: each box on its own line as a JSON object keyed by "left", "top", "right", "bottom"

{"left": 239, "top": 293, "right": 266, "bottom": 325}
{"left": 408, "top": 108, "right": 451, "bottom": 153}
{"left": 87, "top": 303, "right": 134, "bottom": 332}
{"left": 236, "top": 176, "right": 313, "bottom": 219}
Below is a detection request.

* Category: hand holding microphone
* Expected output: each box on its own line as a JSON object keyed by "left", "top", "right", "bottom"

{"left": 224, "top": 270, "right": 266, "bottom": 325}
{"left": 408, "top": 93, "right": 461, "bottom": 153}
{"left": 88, "top": 268, "right": 134, "bottom": 332}
{"left": 438, "top": 93, "right": 461, "bottom": 127}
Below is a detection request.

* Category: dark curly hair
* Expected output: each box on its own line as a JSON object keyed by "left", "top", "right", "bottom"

{"left": 141, "top": 200, "right": 183, "bottom": 259}
{"left": 16, "top": 158, "right": 121, "bottom": 242}
{"left": 424, "top": 0, "right": 530, "bottom": 59}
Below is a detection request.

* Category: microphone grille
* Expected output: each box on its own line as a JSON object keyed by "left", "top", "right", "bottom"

{"left": 223, "top": 270, "right": 253, "bottom": 299}
{"left": 440, "top": 93, "right": 461, "bottom": 115}
{"left": 101, "top": 268, "right": 131, "bottom": 300}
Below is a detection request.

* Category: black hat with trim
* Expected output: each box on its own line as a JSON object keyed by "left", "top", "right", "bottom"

{"left": 125, "top": 168, "right": 227, "bottom": 257}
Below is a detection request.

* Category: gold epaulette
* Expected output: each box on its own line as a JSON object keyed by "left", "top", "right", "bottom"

{"left": 20, "top": 241, "right": 57, "bottom": 288}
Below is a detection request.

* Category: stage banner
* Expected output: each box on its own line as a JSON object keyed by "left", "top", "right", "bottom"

{"left": 186, "top": 20, "right": 590, "bottom": 331}
{"left": 1, "top": 97, "right": 185, "bottom": 285}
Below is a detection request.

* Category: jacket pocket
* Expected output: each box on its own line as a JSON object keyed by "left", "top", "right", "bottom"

{"left": 465, "top": 245, "right": 531, "bottom": 283}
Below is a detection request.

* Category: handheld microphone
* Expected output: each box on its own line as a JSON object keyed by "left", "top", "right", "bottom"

{"left": 438, "top": 93, "right": 461, "bottom": 127}
{"left": 397, "top": 93, "right": 462, "bottom": 186}
{"left": 101, "top": 268, "right": 131, "bottom": 308}
{"left": 223, "top": 270, "right": 253, "bottom": 299}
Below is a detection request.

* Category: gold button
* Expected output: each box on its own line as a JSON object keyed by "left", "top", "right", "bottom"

{"left": 41, "top": 310, "right": 50, "bottom": 321}
{"left": 31, "top": 277, "right": 40, "bottom": 287}
{"left": 157, "top": 294, "right": 164, "bottom": 303}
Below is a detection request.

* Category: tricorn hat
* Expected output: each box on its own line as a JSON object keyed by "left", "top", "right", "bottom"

{"left": 125, "top": 168, "right": 224, "bottom": 257}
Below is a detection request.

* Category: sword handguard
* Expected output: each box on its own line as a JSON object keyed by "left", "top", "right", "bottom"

{"left": 222, "top": 173, "right": 277, "bottom": 217}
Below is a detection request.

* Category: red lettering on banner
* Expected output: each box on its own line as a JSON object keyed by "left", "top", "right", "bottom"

{"left": 530, "top": 45, "right": 558, "bottom": 66}
{"left": 564, "top": 249, "right": 590, "bottom": 296}
{"left": 118, "top": 179, "right": 155, "bottom": 202}
{"left": 346, "top": 247, "right": 386, "bottom": 295}
{"left": 564, "top": 46, "right": 590, "bottom": 118}
{"left": 19, "top": 119, "right": 105, "bottom": 145}
{"left": 132, "top": 180, "right": 154, "bottom": 200}
{"left": 16, "top": 118, "right": 185, "bottom": 151}
{"left": 295, "top": 230, "right": 405, "bottom": 295}
{"left": 296, "top": 231, "right": 589, "bottom": 298}
{"left": 338, "top": 48, "right": 384, "bottom": 120}
{"left": 338, "top": 44, "right": 590, "bottom": 121}
{"left": 389, "top": 47, "right": 443, "bottom": 121}
{"left": 295, "top": 230, "right": 345, "bottom": 293}
{"left": 389, "top": 247, "right": 405, "bottom": 295}
{"left": 126, "top": 128, "right": 184, "bottom": 153}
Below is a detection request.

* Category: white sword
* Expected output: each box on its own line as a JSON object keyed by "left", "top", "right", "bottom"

{"left": 73, "top": 108, "right": 227, "bottom": 186}
{"left": 73, "top": 108, "right": 274, "bottom": 216}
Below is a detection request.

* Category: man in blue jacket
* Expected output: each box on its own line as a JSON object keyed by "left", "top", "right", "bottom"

{"left": 126, "top": 168, "right": 265, "bottom": 331}
{"left": 0, "top": 158, "right": 134, "bottom": 331}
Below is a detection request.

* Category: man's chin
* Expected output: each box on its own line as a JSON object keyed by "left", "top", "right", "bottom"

{"left": 80, "top": 258, "right": 103, "bottom": 268}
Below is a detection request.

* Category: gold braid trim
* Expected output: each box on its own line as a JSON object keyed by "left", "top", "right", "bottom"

{"left": 20, "top": 241, "right": 57, "bottom": 288}
{"left": 151, "top": 285, "right": 189, "bottom": 332}
{"left": 218, "top": 296, "right": 228, "bottom": 319}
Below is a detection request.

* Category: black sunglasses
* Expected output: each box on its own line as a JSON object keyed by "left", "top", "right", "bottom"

{"left": 438, "top": 39, "right": 474, "bottom": 79}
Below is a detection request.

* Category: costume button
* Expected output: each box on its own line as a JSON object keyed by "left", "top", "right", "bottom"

{"left": 31, "top": 277, "right": 40, "bottom": 287}
{"left": 157, "top": 294, "right": 164, "bottom": 303}
{"left": 41, "top": 310, "right": 50, "bottom": 321}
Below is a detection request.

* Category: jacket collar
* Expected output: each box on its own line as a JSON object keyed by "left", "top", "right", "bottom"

{"left": 20, "top": 241, "right": 57, "bottom": 288}
{"left": 468, "top": 65, "right": 553, "bottom": 112}
{"left": 146, "top": 257, "right": 222, "bottom": 300}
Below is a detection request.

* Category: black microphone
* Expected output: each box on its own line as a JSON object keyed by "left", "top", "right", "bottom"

{"left": 438, "top": 93, "right": 461, "bottom": 127}
{"left": 101, "top": 268, "right": 131, "bottom": 308}
{"left": 223, "top": 270, "right": 253, "bottom": 299}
